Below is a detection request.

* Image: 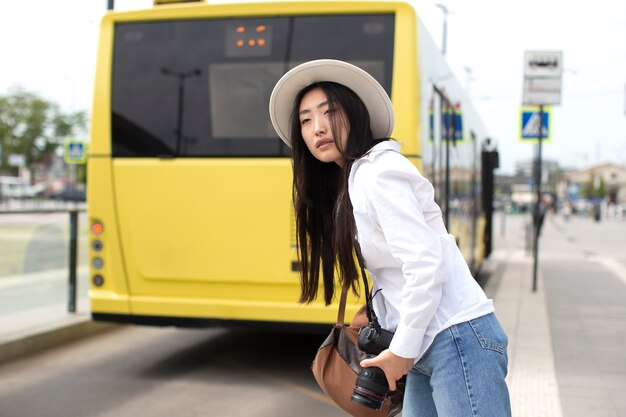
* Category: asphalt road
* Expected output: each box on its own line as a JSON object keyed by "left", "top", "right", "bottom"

{"left": 0, "top": 325, "right": 346, "bottom": 417}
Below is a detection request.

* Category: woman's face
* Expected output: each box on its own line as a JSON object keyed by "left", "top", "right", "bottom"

{"left": 298, "top": 87, "right": 349, "bottom": 166}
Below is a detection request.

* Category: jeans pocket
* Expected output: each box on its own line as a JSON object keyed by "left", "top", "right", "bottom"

{"left": 469, "top": 313, "right": 508, "bottom": 354}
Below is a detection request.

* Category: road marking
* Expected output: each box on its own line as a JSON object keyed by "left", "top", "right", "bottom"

{"left": 589, "top": 256, "right": 626, "bottom": 285}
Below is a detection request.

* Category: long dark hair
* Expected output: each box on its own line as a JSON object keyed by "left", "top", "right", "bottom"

{"left": 290, "top": 81, "right": 387, "bottom": 305}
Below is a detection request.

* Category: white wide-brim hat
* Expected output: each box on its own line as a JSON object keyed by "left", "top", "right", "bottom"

{"left": 269, "top": 59, "right": 394, "bottom": 147}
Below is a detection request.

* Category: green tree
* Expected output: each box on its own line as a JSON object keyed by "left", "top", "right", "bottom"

{"left": 0, "top": 87, "right": 87, "bottom": 178}
{"left": 594, "top": 175, "right": 607, "bottom": 198}
{"left": 583, "top": 174, "right": 607, "bottom": 199}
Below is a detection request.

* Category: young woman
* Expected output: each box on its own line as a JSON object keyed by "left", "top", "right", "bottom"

{"left": 269, "top": 59, "right": 511, "bottom": 417}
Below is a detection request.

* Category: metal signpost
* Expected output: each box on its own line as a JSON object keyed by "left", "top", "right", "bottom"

{"left": 522, "top": 50, "right": 562, "bottom": 292}
{"left": 63, "top": 138, "right": 88, "bottom": 312}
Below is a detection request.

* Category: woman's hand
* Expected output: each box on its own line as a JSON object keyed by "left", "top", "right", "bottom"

{"left": 360, "top": 349, "right": 414, "bottom": 391}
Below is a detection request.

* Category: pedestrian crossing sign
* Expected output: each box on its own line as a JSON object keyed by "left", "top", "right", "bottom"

{"left": 64, "top": 139, "right": 88, "bottom": 164}
{"left": 519, "top": 106, "right": 551, "bottom": 143}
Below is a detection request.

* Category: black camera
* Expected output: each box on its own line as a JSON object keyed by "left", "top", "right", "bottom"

{"left": 357, "top": 322, "right": 394, "bottom": 355}
{"left": 351, "top": 323, "right": 395, "bottom": 411}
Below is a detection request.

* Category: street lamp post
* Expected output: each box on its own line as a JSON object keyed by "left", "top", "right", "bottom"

{"left": 436, "top": 3, "right": 449, "bottom": 56}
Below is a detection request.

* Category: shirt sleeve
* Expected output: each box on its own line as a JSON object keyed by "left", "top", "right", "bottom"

{"left": 361, "top": 155, "right": 446, "bottom": 359}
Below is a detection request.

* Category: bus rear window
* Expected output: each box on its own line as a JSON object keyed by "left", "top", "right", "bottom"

{"left": 111, "top": 14, "right": 395, "bottom": 157}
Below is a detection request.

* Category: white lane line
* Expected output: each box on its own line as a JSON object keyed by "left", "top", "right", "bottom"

{"left": 589, "top": 256, "right": 626, "bottom": 285}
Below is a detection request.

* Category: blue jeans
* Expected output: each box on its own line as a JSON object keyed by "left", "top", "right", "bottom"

{"left": 403, "top": 313, "right": 512, "bottom": 417}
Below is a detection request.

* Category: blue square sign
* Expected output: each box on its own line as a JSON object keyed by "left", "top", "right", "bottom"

{"left": 64, "top": 139, "right": 87, "bottom": 164}
{"left": 519, "top": 106, "right": 551, "bottom": 142}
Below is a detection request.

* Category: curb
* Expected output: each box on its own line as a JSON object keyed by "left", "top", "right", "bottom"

{"left": 0, "top": 317, "right": 120, "bottom": 365}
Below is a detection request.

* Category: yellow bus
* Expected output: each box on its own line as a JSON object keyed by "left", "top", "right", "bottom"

{"left": 88, "top": 0, "right": 499, "bottom": 330}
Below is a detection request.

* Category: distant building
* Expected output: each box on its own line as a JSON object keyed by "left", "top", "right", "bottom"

{"left": 561, "top": 163, "right": 626, "bottom": 205}
{"left": 515, "top": 159, "right": 560, "bottom": 178}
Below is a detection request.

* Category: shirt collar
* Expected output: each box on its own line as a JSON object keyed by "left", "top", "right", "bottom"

{"left": 361, "top": 141, "right": 400, "bottom": 161}
{"left": 370, "top": 140, "right": 400, "bottom": 153}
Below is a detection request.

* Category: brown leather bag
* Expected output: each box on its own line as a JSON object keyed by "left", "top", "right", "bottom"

{"left": 311, "top": 285, "right": 404, "bottom": 416}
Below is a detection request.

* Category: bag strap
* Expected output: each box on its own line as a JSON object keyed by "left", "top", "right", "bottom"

{"left": 335, "top": 241, "right": 382, "bottom": 328}
{"left": 336, "top": 281, "right": 349, "bottom": 325}
{"left": 353, "top": 240, "right": 384, "bottom": 330}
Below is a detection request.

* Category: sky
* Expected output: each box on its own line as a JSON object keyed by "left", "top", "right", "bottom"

{"left": 1, "top": 0, "right": 625, "bottom": 175}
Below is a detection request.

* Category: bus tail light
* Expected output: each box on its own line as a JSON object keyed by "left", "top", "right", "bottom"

{"left": 92, "top": 257, "right": 104, "bottom": 270}
{"left": 92, "top": 240, "right": 103, "bottom": 252}
{"left": 93, "top": 275, "right": 105, "bottom": 287}
{"left": 92, "top": 221, "right": 104, "bottom": 235}
{"left": 90, "top": 220, "right": 105, "bottom": 288}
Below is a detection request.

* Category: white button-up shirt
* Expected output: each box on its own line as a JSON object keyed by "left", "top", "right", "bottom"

{"left": 348, "top": 141, "right": 494, "bottom": 361}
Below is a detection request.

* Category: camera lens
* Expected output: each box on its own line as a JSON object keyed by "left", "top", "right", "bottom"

{"left": 351, "top": 366, "right": 388, "bottom": 411}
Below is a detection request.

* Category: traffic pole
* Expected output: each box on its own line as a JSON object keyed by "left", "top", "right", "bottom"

{"left": 532, "top": 105, "right": 544, "bottom": 293}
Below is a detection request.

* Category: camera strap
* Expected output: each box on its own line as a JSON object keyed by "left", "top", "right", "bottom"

{"left": 354, "top": 240, "right": 383, "bottom": 331}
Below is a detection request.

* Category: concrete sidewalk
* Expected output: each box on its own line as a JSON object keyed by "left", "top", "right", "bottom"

{"left": 482, "top": 213, "right": 563, "bottom": 417}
